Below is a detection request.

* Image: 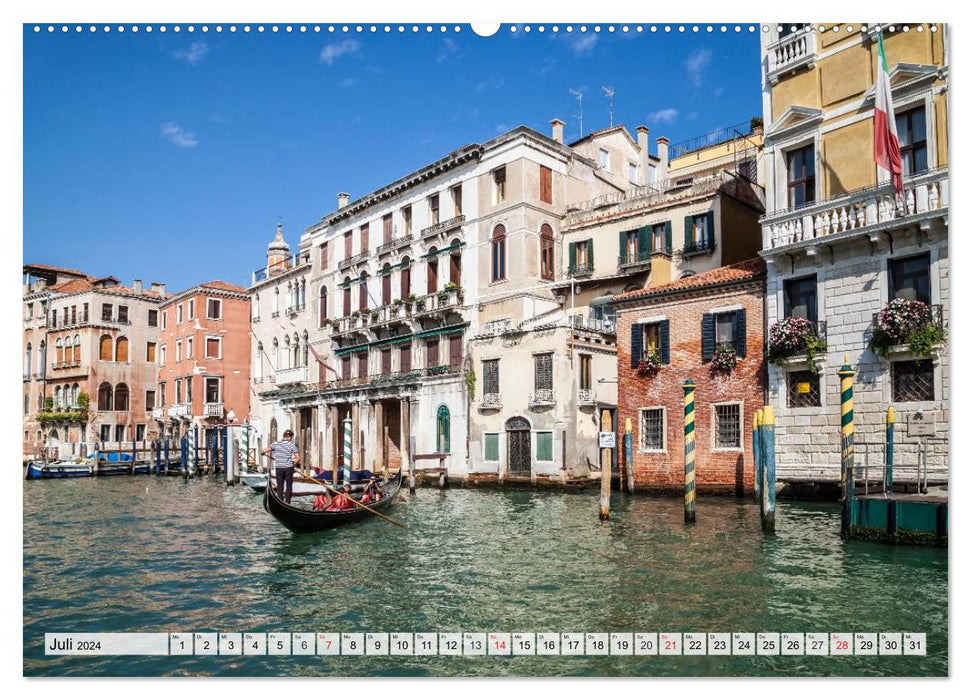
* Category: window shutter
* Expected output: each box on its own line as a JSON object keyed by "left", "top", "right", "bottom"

{"left": 684, "top": 215, "right": 693, "bottom": 247}
{"left": 618, "top": 230, "right": 627, "bottom": 261}
{"left": 630, "top": 323, "right": 643, "bottom": 368}
{"left": 638, "top": 225, "right": 650, "bottom": 255}
{"left": 586, "top": 238, "right": 594, "bottom": 269}
{"left": 701, "top": 313, "right": 715, "bottom": 362}
{"left": 706, "top": 211, "right": 715, "bottom": 242}
{"left": 733, "top": 309, "right": 747, "bottom": 357}
{"left": 568, "top": 242, "right": 577, "bottom": 271}
{"left": 659, "top": 319, "right": 670, "bottom": 364}
{"left": 664, "top": 221, "right": 672, "bottom": 252}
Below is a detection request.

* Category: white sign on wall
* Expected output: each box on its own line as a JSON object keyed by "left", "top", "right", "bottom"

{"left": 599, "top": 432, "right": 616, "bottom": 449}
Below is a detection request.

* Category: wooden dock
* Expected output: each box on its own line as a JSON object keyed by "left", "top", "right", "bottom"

{"left": 850, "top": 487, "right": 948, "bottom": 546}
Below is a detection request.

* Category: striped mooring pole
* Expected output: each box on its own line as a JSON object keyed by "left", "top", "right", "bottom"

{"left": 241, "top": 425, "right": 250, "bottom": 473}
{"left": 760, "top": 406, "right": 777, "bottom": 532}
{"left": 753, "top": 408, "right": 763, "bottom": 504}
{"left": 342, "top": 415, "right": 352, "bottom": 489}
{"left": 885, "top": 406, "right": 895, "bottom": 492}
{"left": 188, "top": 425, "right": 196, "bottom": 476}
{"left": 683, "top": 379, "right": 697, "bottom": 524}
{"left": 838, "top": 355, "right": 856, "bottom": 538}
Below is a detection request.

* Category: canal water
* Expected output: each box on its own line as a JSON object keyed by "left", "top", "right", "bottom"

{"left": 23, "top": 477, "right": 947, "bottom": 676}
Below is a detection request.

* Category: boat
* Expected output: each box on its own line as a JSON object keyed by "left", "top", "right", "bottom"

{"left": 242, "top": 469, "right": 374, "bottom": 494}
{"left": 263, "top": 472, "right": 402, "bottom": 533}
{"left": 25, "top": 461, "right": 92, "bottom": 479}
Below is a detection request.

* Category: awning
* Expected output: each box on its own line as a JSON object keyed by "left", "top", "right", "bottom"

{"left": 415, "top": 323, "right": 466, "bottom": 339}
{"left": 589, "top": 294, "right": 615, "bottom": 307}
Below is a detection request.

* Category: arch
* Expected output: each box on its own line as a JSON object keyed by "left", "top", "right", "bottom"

{"left": 269, "top": 418, "right": 278, "bottom": 445}
{"left": 505, "top": 415, "right": 532, "bottom": 476}
{"left": 271, "top": 337, "right": 279, "bottom": 370}
{"left": 73, "top": 334, "right": 81, "bottom": 363}
{"left": 62, "top": 384, "right": 71, "bottom": 407}
{"left": 115, "top": 336, "right": 129, "bottom": 363}
{"left": 54, "top": 385, "right": 63, "bottom": 408}
{"left": 539, "top": 223, "right": 555, "bottom": 281}
{"left": 98, "top": 382, "right": 113, "bottom": 411}
{"left": 24, "top": 342, "right": 32, "bottom": 376}
{"left": 48, "top": 429, "right": 60, "bottom": 447}
{"left": 491, "top": 224, "right": 507, "bottom": 282}
{"left": 64, "top": 336, "right": 73, "bottom": 364}
{"left": 99, "top": 334, "right": 113, "bottom": 361}
{"left": 72, "top": 383, "right": 80, "bottom": 407}
{"left": 358, "top": 271, "right": 369, "bottom": 311}
{"left": 505, "top": 415, "right": 531, "bottom": 431}
{"left": 55, "top": 337, "right": 64, "bottom": 364}
{"left": 435, "top": 404, "right": 451, "bottom": 454}
{"left": 115, "top": 383, "right": 130, "bottom": 411}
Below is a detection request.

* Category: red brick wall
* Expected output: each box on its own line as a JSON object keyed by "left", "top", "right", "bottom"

{"left": 616, "top": 280, "right": 766, "bottom": 495}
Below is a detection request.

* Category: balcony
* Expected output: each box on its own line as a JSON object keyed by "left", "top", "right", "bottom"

{"left": 376, "top": 234, "right": 413, "bottom": 256}
{"left": 529, "top": 389, "right": 555, "bottom": 407}
{"left": 252, "top": 254, "right": 297, "bottom": 285}
{"left": 421, "top": 215, "right": 465, "bottom": 240}
{"left": 167, "top": 403, "right": 190, "bottom": 419}
{"left": 151, "top": 406, "right": 164, "bottom": 421}
{"left": 285, "top": 303, "right": 306, "bottom": 316}
{"left": 480, "top": 393, "right": 502, "bottom": 409}
{"left": 572, "top": 315, "right": 616, "bottom": 335}
{"left": 682, "top": 238, "right": 717, "bottom": 258}
{"left": 617, "top": 250, "right": 653, "bottom": 271}
{"left": 762, "top": 168, "right": 949, "bottom": 252}
{"left": 767, "top": 319, "right": 828, "bottom": 371}
{"left": 413, "top": 287, "right": 463, "bottom": 318}
{"left": 338, "top": 251, "right": 370, "bottom": 271}
{"left": 567, "top": 262, "right": 594, "bottom": 278}
{"left": 52, "top": 360, "right": 82, "bottom": 371}
{"left": 316, "top": 365, "right": 461, "bottom": 392}
{"left": 578, "top": 389, "right": 596, "bottom": 406}
{"left": 766, "top": 28, "right": 817, "bottom": 84}
{"left": 204, "top": 402, "right": 224, "bottom": 418}
{"left": 275, "top": 366, "right": 310, "bottom": 386}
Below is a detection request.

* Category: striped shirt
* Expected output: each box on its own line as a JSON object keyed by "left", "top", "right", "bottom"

{"left": 270, "top": 440, "right": 299, "bottom": 470}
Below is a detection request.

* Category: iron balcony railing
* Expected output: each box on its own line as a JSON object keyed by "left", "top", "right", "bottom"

{"left": 682, "top": 238, "right": 717, "bottom": 257}
{"left": 578, "top": 388, "right": 596, "bottom": 405}
{"left": 617, "top": 250, "right": 653, "bottom": 269}
{"left": 376, "top": 233, "right": 414, "bottom": 255}
{"left": 204, "top": 402, "right": 224, "bottom": 418}
{"left": 316, "top": 365, "right": 462, "bottom": 392}
{"left": 567, "top": 262, "right": 594, "bottom": 277}
{"left": 670, "top": 120, "right": 754, "bottom": 159}
{"left": 421, "top": 215, "right": 465, "bottom": 239}
{"left": 338, "top": 251, "right": 370, "bottom": 271}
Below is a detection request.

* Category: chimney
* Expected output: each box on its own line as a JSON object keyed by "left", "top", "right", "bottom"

{"left": 337, "top": 192, "right": 350, "bottom": 209}
{"left": 550, "top": 118, "right": 565, "bottom": 144}
{"left": 636, "top": 126, "right": 650, "bottom": 186}
{"left": 150, "top": 282, "right": 166, "bottom": 297}
{"left": 656, "top": 136, "right": 670, "bottom": 187}
{"left": 133, "top": 279, "right": 142, "bottom": 296}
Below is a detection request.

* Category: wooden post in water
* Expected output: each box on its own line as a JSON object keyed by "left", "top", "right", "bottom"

{"left": 838, "top": 355, "right": 856, "bottom": 538}
{"left": 760, "top": 406, "right": 776, "bottom": 532}
{"left": 624, "top": 417, "right": 634, "bottom": 494}
{"left": 342, "top": 415, "right": 352, "bottom": 489}
{"left": 682, "top": 379, "right": 697, "bottom": 524}
{"left": 885, "top": 406, "right": 895, "bottom": 493}
{"left": 599, "top": 408, "right": 612, "bottom": 521}
{"left": 93, "top": 443, "right": 100, "bottom": 476}
{"left": 752, "top": 409, "right": 763, "bottom": 504}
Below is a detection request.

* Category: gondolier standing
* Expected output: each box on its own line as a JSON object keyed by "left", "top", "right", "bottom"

{"left": 262, "top": 430, "right": 300, "bottom": 504}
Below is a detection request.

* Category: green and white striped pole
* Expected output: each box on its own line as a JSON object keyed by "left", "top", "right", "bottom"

{"left": 760, "top": 406, "right": 776, "bottom": 532}
{"left": 342, "top": 415, "right": 352, "bottom": 488}
{"left": 753, "top": 408, "right": 763, "bottom": 504}
{"left": 838, "top": 355, "right": 856, "bottom": 538}
{"left": 683, "top": 379, "right": 697, "bottom": 524}
{"left": 885, "top": 406, "right": 895, "bottom": 492}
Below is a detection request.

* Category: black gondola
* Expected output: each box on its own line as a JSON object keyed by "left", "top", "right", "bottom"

{"left": 263, "top": 473, "right": 402, "bottom": 533}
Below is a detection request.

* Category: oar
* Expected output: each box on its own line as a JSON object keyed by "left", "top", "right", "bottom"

{"left": 299, "top": 470, "right": 404, "bottom": 528}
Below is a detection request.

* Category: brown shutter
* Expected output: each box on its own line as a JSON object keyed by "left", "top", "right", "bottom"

{"left": 449, "top": 334, "right": 462, "bottom": 368}
{"left": 540, "top": 166, "right": 552, "bottom": 204}
{"left": 400, "top": 344, "right": 412, "bottom": 372}
{"left": 360, "top": 224, "right": 369, "bottom": 253}
{"left": 383, "top": 214, "right": 392, "bottom": 243}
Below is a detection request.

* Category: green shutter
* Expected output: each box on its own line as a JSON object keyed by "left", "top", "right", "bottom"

{"left": 536, "top": 432, "right": 553, "bottom": 461}
{"left": 586, "top": 238, "right": 595, "bottom": 269}
{"left": 706, "top": 211, "right": 715, "bottom": 245}
{"left": 484, "top": 433, "right": 499, "bottom": 461}
{"left": 618, "top": 230, "right": 627, "bottom": 261}
{"left": 684, "top": 215, "right": 693, "bottom": 248}
{"left": 638, "top": 225, "right": 650, "bottom": 256}
{"left": 664, "top": 221, "right": 672, "bottom": 253}
{"left": 568, "top": 241, "right": 577, "bottom": 271}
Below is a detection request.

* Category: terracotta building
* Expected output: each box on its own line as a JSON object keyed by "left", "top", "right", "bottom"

{"left": 613, "top": 259, "right": 767, "bottom": 495}
{"left": 156, "top": 281, "right": 252, "bottom": 450}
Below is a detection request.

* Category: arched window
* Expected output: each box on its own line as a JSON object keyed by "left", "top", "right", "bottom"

{"left": 62, "top": 384, "right": 70, "bottom": 407}
{"left": 283, "top": 336, "right": 291, "bottom": 370}
{"left": 39, "top": 340, "right": 46, "bottom": 370}
{"left": 427, "top": 247, "right": 439, "bottom": 294}
{"left": 98, "top": 382, "right": 113, "bottom": 411}
{"left": 400, "top": 257, "right": 412, "bottom": 299}
{"left": 269, "top": 418, "right": 278, "bottom": 445}
{"left": 24, "top": 343, "right": 31, "bottom": 376}
{"left": 359, "top": 271, "right": 369, "bottom": 312}
{"left": 99, "top": 334, "right": 113, "bottom": 361}
{"left": 540, "top": 224, "right": 555, "bottom": 281}
{"left": 342, "top": 277, "right": 352, "bottom": 316}
{"left": 115, "top": 383, "right": 130, "bottom": 411}
{"left": 115, "top": 336, "right": 129, "bottom": 363}
{"left": 54, "top": 385, "right": 63, "bottom": 408}
{"left": 302, "top": 331, "right": 310, "bottom": 367}
{"left": 319, "top": 286, "right": 328, "bottom": 327}
{"left": 292, "top": 333, "right": 300, "bottom": 367}
{"left": 73, "top": 334, "right": 81, "bottom": 363}
{"left": 491, "top": 225, "right": 507, "bottom": 282}
{"left": 256, "top": 342, "right": 264, "bottom": 381}
{"left": 271, "top": 338, "right": 279, "bottom": 370}
{"left": 55, "top": 338, "right": 64, "bottom": 364}
{"left": 273, "top": 286, "right": 280, "bottom": 313}
{"left": 449, "top": 238, "right": 462, "bottom": 286}
{"left": 72, "top": 383, "right": 80, "bottom": 407}
{"left": 436, "top": 405, "right": 451, "bottom": 454}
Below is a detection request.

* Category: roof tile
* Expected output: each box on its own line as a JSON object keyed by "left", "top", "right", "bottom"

{"left": 614, "top": 257, "right": 766, "bottom": 303}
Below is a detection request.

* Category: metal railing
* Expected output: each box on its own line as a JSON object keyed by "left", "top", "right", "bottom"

{"left": 567, "top": 262, "right": 594, "bottom": 277}
{"left": 338, "top": 251, "right": 370, "bottom": 271}
{"left": 529, "top": 389, "right": 555, "bottom": 406}
{"left": 480, "top": 392, "right": 502, "bottom": 408}
{"left": 670, "top": 121, "right": 754, "bottom": 159}
{"left": 682, "top": 238, "right": 717, "bottom": 257}
{"left": 578, "top": 389, "right": 596, "bottom": 405}
{"left": 617, "top": 250, "right": 653, "bottom": 269}
{"left": 376, "top": 233, "right": 413, "bottom": 255}
{"left": 421, "top": 215, "right": 465, "bottom": 239}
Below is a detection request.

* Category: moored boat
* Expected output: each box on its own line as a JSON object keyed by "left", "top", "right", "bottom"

{"left": 25, "top": 461, "right": 93, "bottom": 480}
{"left": 263, "top": 473, "right": 402, "bottom": 533}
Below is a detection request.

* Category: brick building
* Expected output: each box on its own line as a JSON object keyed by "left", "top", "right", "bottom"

{"left": 613, "top": 259, "right": 767, "bottom": 495}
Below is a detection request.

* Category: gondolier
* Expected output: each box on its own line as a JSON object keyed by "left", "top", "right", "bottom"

{"left": 262, "top": 430, "right": 300, "bottom": 504}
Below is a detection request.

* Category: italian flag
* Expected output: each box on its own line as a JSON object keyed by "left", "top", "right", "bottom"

{"left": 874, "top": 33, "right": 903, "bottom": 195}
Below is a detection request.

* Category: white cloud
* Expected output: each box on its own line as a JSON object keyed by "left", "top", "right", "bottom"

{"left": 319, "top": 39, "right": 360, "bottom": 66}
{"left": 647, "top": 108, "right": 679, "bottom": 124}
{"left": 436, "top": 37, "right": 459, "bottom": 63}
{"left": 536, "top": 56, "right": 557, "bottom": 75}
{"left": 495, "top": 124, "right": 510, "bottom": 134}
{"left": 684, "top": 48, "right": 712, "bottom": 87}
{"left": 337, "top": 77, "right": 359, "bottom": 89}
{"left": 475, "top": 78, "right": 505, "bottom": 92}
{"left": 174, "top": 41, "right": 209, "bottom": 64}
{"left": 160, "top": 122, "right": 199, "bottom": 148}
{"left": 713, "top": 87, "right": 725, "bottom": 97}
{"left": 566, "top": 32, "right": 598, "bottom": 57}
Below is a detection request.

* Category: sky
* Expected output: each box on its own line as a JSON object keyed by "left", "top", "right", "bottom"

{"left": 23, "top": 24, "right": 762, "bottom": 292}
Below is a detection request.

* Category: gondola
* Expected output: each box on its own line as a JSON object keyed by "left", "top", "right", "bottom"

{"left": 263, "top": 472, "right": 402, "bottom": 533}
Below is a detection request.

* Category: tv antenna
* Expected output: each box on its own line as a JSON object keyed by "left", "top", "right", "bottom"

{"left": 569, "top": 88, "right": 585, "bottom": 139}
{"left": 602, "top": 86, "right": 615, "bottom": 128}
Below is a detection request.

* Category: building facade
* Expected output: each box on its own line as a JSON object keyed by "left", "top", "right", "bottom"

{"left": 759, "top": 25, "right": 949, "bottom": 485}
{"left": 156, "top": 280, "right": 252, "bottom": 449}
{"left": 614, "top": 260, "right": 767, "bottom": 494}
{"left": 23, "top": 264, "right": 168, "bottom": 458}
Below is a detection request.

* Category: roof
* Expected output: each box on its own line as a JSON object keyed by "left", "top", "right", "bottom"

{"left": 23, "top": 263, "right": 88, "bottom": 277}
{"left": 568, "top": 124, "right": 640, "bottom": 151}
{"left": 613, "top": 258, "right": 766, "bottom": 303}
{"left": 199, "top": 280, "right": 249, "bottom": 294}
{"left": 45, "top": 276, "right": 171, "bottom": 300}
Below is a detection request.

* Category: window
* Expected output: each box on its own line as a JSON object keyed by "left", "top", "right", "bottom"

{"left": 624, "top": 230, "right": 639, "bottom": 263}
{"left": 484, "top": 433, "right": 499, "bottom": 461}
{"left": 713, "top": 403, "right": 742, "bottom": 449}
{"left": 207, "top": 298, "right": 222, "bottom": 319}
{"left": 539, "top": 165, "right": 553, "bottom": 204}
{"left": 493, "top": 167, "right": 506, "bottom": 204}
{"left": 98, "top": 382, "right": 113, "bottom": 411}
{"left": 534, "top": 353, "right": 553, "bottom": 391}
{"left": 702, "top": 310, "right": 746, "bottom": 361}
{"left": 536, "top": 431, "right": 553, "bottom": 461}
{"left": 483, "top": 359, "right": 499, "bottom": 395}
{"left": 652, "top": 223, "right": 668, "bottom": 252}
{"left": 136, "top": 424, "right": 146, "bottom": 442}
{"left": 429, "top": 194, "right": 440, "bottom": 226}
{"left": 491, "top": 225, "right": 507, "bottom": 282}
{"left": 892, "top": 360, "right": 934, "bottom": 402}
{"left": 175, "top": 378, "right": 182, "bottom": 404}
{"left": 787, "top": 144, "right": 815, "bottom": 207}
{"left": 206, "top": 336, "right": 222, "bottom": 359}
{"left": 427, "top": 251, "right": 439, "bottom": 294}
{"left": 82, "top": 303, "right": 88, "bottom": 322}
{"left": 357, "top": 352, "right": 369, "bottom": 379}
{"left": 146, "top": 342, "right": 156, "bottom": 363}
{"left": 117, "top": 305, "right": 128, "bottom": 323}
{"left": 426, "top": 338, "right": 440, "bottom": 368}
{"left": 205, "top": 377, "right": 221, "bottom": 404}
{"left": 690, "top": 214, "right": 710, "bottom": 246}
{"left": 449, "top": 334, "right": 463, "bottom": 369}
{"left": 628, "top": 162, "right": 639, "bottom": 184}
{"left": 630, "top": 320, "right": 670, "bottom": 366}
{"left": 436, "top": 405, "right": 451, "bottom": 453}
{"left": 649, "top": 164, "right": 657, "bottom": 184}
{"left": 896, "top": 107, "right": 928, "bottom": 176}
{"left": 188, "top": 300, "right": 195, "bottom": 320}
{"left": 399, "top": 344, "right": 412, "bottom": 372}
{"left": 449, "top": 246, "right": 461, "bottom": 286}
{"left": 400, "top": 260, "right": 411, "bottom": 299}
{"left": 639, "top": 408, "right": 665, "bottom": 451}
{"left": 145, "top": 390, "right": 156, "bottom": 409}
{"left": 24, "top": 395, "right": 29, "bottom": 415}
{"left": 175, "top": 339, "right": 182, "bottom": 362}
{"left": 158, "top": 381, "right": 165, "bottom": 405}
{"left": 784, "top": 275, "right": 818, "bottom": 322}
{"left": 360, "top": 223, "right": 370, "bottom": 253}
{"left": 161, "top": 311, "right": 167, "bottom": 329}
{"left": 344, "top": 230, "right": 353, "bottom": 259}
{"left": 340, "top": 355, "right": 351, "bottom": 380}
{"left": 540, "top": 224, "right": 555, "bottom": 280}
{"left": 889, "top": 253, "right": 931, "bottom": 304}
{"left": 452, "top": 185, "right": 463, "bottom": 216}
{"left": 148, "top": 309, "right": 158, "bottom": 327}
{"left": 99, "top": 424, "right": 111, "bottom": 443}
{"left": 715, "top": 313, "right": 735, "bottom": 347}
{"left": 580, "top": 354, "right": 592, "bottom": 391}
{"left": 159, "top": 345, "right": 166, "bottom": 366}
{"left": 319, "top": 287, "right": 329, "bottom": 326}
{"left": 319, "top": 241, "right": 329, "bottom": 270}
{"left": 101, "top": 303, "right": 112, "bottom": 322}
{"left": 402, "top": 206, "right": 412, "bottom": 236}
{"left": 115, "top": 425, "right": 127, "bottom": 443}
{"left": 186, "top": 337, "right": 193, "bottom": 359}
{"left": 382, "top": 214, "right": 393, "bottom": 244}
{"left": 99, "top": 335, "right": 113, "bottom": 361}
{"left": 599, "top": 148, "right": 610, "bottom": 170}
{"left": 177, "top": 304, "right": 184, "bottom": 324}
{"left": 569, "top": 239, "right": 593, "bottom": 274}
{"left": 186, "top": 375, "right": 193, "bottom": 404}
{"left": 787, "top": 370, "right": 821, "bottom": 408}
{"left": 359, "top": 273, "right": 369, "bottom": 312}
{"left": 381, "top": 348, "right": 392, "bottom": 375}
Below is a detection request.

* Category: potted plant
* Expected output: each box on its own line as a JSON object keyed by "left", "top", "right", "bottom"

{"left": 414, "top": 295, "right": 426, "bottom": 312}
{"left": 869, "top": 298, "right": 946, "bottom": 358}
{"left": 636, "top": 351, "right": 662, "bottom": 377}
{"left": 767, "top": 316, "right": 827, "bottom": 374}
{"left": 437, "top": 289, "right": 450, "bottom": 304}
{"left": 710, "top": 344, "right": 738, "bottom": 373}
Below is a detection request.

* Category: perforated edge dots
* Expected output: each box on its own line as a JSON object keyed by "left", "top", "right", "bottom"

{"left": 29, "top": 24, "right": 942, "bottom": 35}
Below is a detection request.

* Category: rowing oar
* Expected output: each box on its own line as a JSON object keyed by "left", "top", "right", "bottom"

{"left": 299, "top": 470, "right": 404, "bottom": 528}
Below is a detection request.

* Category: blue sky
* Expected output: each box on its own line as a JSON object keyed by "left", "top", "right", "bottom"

{"left": 23, "top": 25, "right": 762, "bottom": 291}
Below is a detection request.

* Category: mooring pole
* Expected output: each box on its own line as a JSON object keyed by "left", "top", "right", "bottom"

{"left": 342, "top": 415, "right": 352, "bottom": 489}
{"left": 885, "top": 406, "right": 895, "bottom": 493}
{"left": 241, "top": 425, "right": 250, "bottom": 473}
{"left": 599, "top": 408, "right": 612, "bottom": 521}
{"left": 683, "top": 379, "right": 697, "bottom": 524}
{"left": 753, "top": 408, "right": 763, "bottom": 504}
{"left": 760, "top": 406, "right": 776, "bottom": 532}
{"left": 226, "top": 426, "right": 236, "bottom": 486}
{"left": 163, "top": 438, "right": 170, "bottom": 474}
{"left": 188, "top": 425, "right": 196, "bottom": 477}
{"left": 624, "top": 417, "right": 634, "bottom": 494}
{"left": 838, "top": 355, "right": 856, "bottom": 538}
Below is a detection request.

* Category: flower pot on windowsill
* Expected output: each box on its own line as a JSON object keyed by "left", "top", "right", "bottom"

{"left": 774, "top": 352, "right": 827, "bottom": 374}
{"left": 883, "top": 342, "right": 946, "bottom": 363}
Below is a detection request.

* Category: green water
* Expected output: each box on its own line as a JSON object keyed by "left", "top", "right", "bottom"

{"left": 23, "top": 477, "right": 947, "bottom": 676}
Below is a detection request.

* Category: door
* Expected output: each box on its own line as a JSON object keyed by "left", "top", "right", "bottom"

{"left": 506, "top": 417, "right": 531, "bottom": 476}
